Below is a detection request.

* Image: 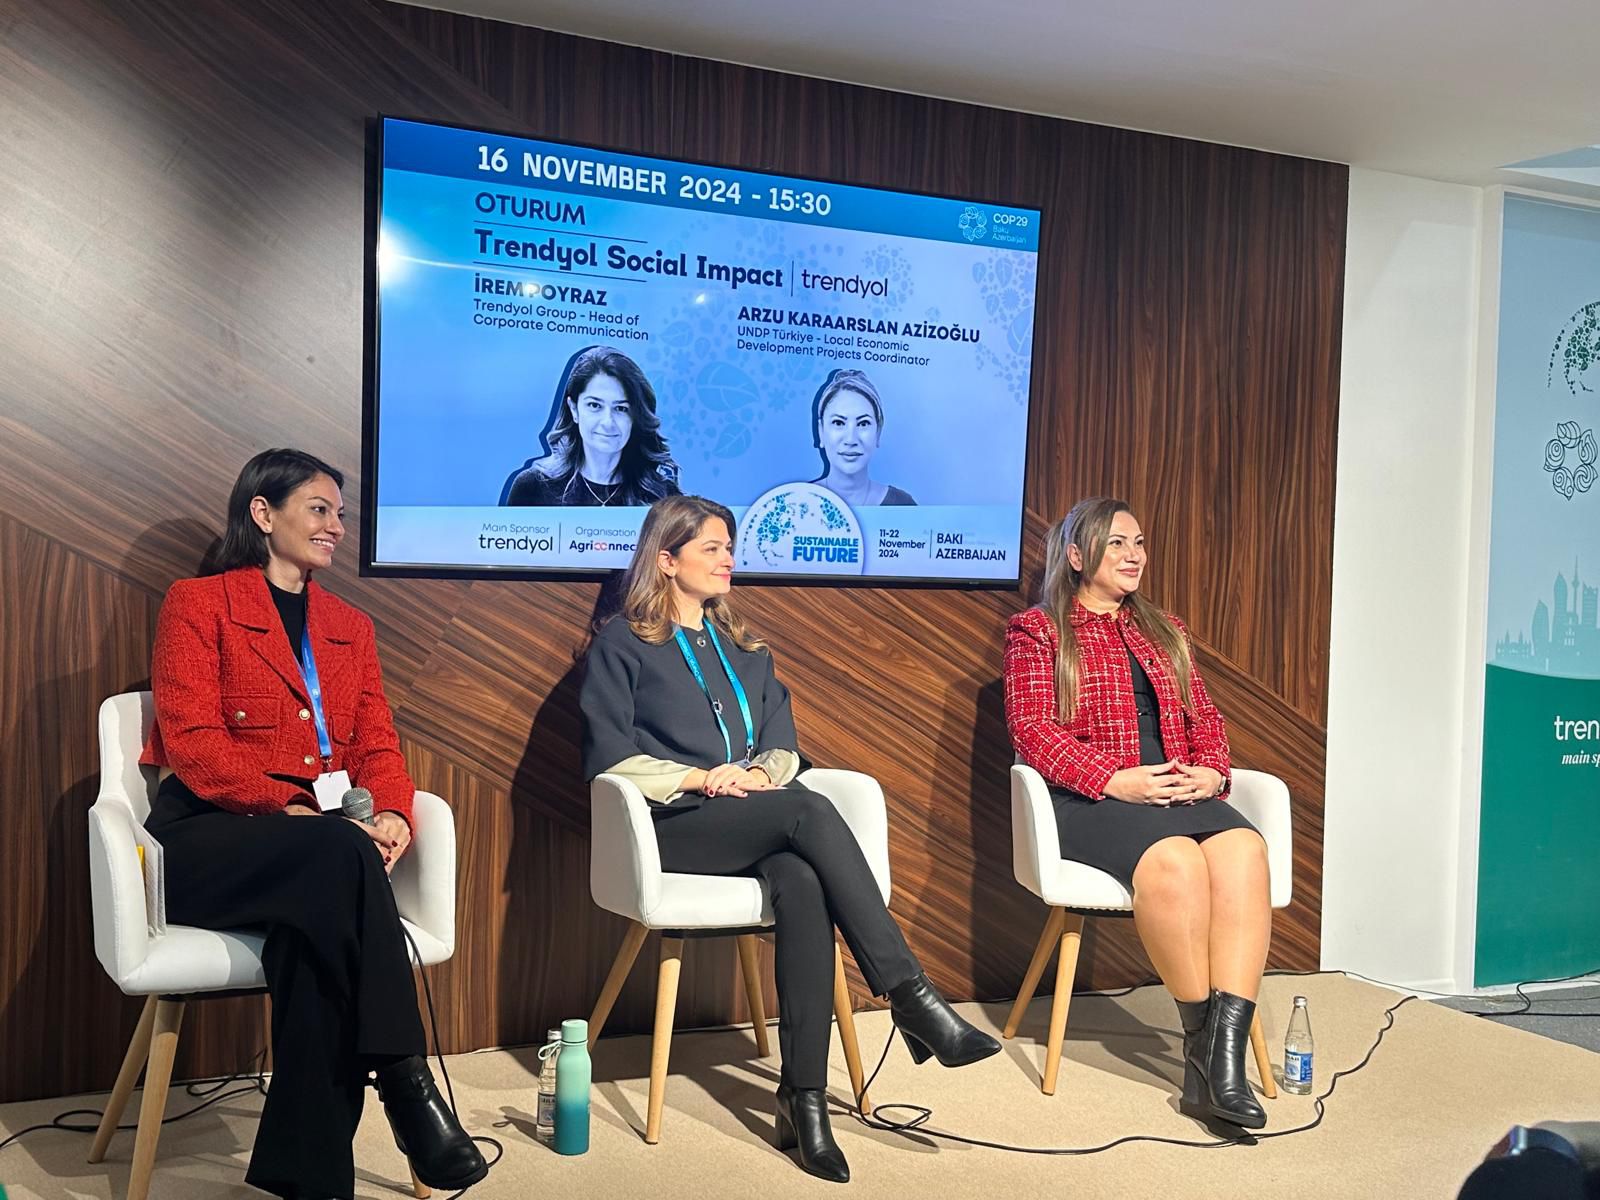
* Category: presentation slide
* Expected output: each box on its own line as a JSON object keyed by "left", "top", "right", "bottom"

{"left": 370, "top": 116, "right": 1041, "bottom": 582}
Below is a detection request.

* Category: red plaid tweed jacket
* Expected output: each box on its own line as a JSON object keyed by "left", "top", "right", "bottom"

{"left": 1003, "top": 602, "right": 1231, "bottom": 800}
{"left": 139, "top": 568, "right": 415, "bottom": 822}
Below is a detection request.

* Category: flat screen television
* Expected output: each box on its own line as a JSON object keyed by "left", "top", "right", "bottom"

{"left": 365, "top": 115, "right": 1041, "bottom": 584}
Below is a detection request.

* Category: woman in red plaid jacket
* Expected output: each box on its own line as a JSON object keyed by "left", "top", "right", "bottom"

{"left": 1004, "top": 497, "right": 1271, "bottom": 1130}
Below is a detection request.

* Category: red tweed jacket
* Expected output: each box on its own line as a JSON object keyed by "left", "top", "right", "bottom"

{"left": 1003, "top": 602, "right": 1231, "bottom": 801}
{"left": 140, "top": 568, "right": 415, "bottom": 823}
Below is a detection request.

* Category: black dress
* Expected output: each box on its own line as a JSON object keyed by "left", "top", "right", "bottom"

{"left": 1050, "top": 651, "right": 1258, "bottom": 887}
{"left": 580, "top": 616, "right": 920, "bottom": 1088}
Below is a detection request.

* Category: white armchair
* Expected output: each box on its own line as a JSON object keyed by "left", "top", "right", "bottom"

{"left": 85, "top": 691, "right": 456, "bottom": 1200}
{"left": 1002, "top": 763, "right": 1293, "bottom": 1096}
{"left": 586, "top": 768, "right": 890, "bottom": 1142}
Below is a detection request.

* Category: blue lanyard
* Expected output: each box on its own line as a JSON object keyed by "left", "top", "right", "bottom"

{"left": 298, "top": 621, "right": 333, "bottom": 764}
{"left": 671, "top": 622, "right": 755, "bottom": 765}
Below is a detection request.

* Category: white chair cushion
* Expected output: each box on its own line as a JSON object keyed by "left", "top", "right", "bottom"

{"left": 1011, "top": 762, "right": 1295, "bottom": 913}
{"left": 590, "top": 768, "right": 891, "bottom": 931}
{"left": 649, "top": 874, "right": 772, "bottom": 930}
{"left": 112, "top": 918, "right": 448, "bottom": 997}
{"left": 1037, "top": 861, "right": 1136, "bottom": 911}
{"left": 90, "top": 691, "right": 458, "bottom": 999}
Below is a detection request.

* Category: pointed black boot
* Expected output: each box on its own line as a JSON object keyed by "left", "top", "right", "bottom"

{"left": 774, "top": 1084, "right": 850, "bottom": 1183}
{"left": 1183, "top": 990, "right": 1266, "bottom": 1129}
{"left": 374, "top": 1056, "right": 489, "bottom": 1190}
{"left": 887, "top": 972, "right": 1001, "bottom": 1068}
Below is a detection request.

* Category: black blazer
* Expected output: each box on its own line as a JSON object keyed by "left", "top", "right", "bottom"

{"left": 579, "top": 617, "right": 803, "bottom": 806}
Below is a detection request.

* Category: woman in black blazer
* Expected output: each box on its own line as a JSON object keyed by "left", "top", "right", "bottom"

{"left": 580, "top": 494, "right": 997, "bottom": 1183}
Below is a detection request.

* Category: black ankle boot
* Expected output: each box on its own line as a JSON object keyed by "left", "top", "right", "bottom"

{"left": 374, "top": 1056, "right": 489, "bottom": 1190}
{"left": 774, "top": 1084, "right": 850, "bottom": 1183}
{"left": 887, "top": 972, "right": 1001, "bottom": 1068}
{"left": 1180, "top": 990, "right": 1266, "bottom": 1129}
{"left": 1174, "top": 996, "right": 1212, "bottom": 1121}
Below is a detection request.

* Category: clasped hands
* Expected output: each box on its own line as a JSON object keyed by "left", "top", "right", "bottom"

{"left": 284, "top": 802, "right": 412, "bottom": 872}
{"left": 1104, "top": 761, "right": 1223, "bottom": 806}
{"left": 691, "top": 763, "right": 777, "bottom": 798}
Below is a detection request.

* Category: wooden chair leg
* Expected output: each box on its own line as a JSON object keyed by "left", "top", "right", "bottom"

{"left": 1249, "top": 1008, "right": 1278, "bottom": 1099}
{"left": 88, "top": 995, "right": 159, "bottom": 1163}
{"left": 126, "top": 998, "right": 185, "bottom": 1200}
{"left": 735, "top": 934, "right": 772, "bottom": 1057}
{"left": 644, "top": 937, "right": 683, "bottom": 1145}
{"left": 1040, "top": 913, "right": 1084, "bottom": 1096}
{"left": 588, "top": 922, "right": 650, "bottom": 1050}
{"left": 408, "top": 1161, "right": 431, "bottom": 1197}
{"left": 1003, "top": 907, "right": 1067, "bottom": 1039}
{"left": 832, "top": 942, "right": 871, "bottom": 1115}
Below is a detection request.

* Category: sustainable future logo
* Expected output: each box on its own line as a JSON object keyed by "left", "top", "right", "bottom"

{"left": 736, "top": 483, "right": 865, "bottom": 574}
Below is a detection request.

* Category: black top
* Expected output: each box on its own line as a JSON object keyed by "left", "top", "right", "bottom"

{"left": 580, "top": 616, "right": 803, "bottom": 790}
{"left": 504, "top": 469, "right": 618, "bottom": 507}
{"left": 1128, "top": 651, "right": 1167, "bottom": 765}
{"left": 501, "top": 464, "right": 682, "bottom": 507}
{"left": 812, "top": 479, "right": 918, "bottom": 506}
{"left": 266, "top": 578, "right": 308, "bottom": 656}
{"left": 880, "top": 484, "right": 917, "bottom": 506}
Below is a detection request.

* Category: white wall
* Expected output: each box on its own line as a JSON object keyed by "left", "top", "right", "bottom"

{"left": 1321, "top": 169, "right": 1489, "bottom": 992}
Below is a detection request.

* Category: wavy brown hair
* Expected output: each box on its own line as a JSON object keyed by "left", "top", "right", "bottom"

{"left": 1039, "top": 497, "right": 1192, "bottom": 722}
{"left": 609, "top": 494, "right": 765, "bottom": 651}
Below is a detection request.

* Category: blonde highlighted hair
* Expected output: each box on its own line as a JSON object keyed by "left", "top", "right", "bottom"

{"left": 609, "top": 494, "right": 766, "bottom": 651}
{"left": 1039, "top": 498, "right": 1192, "bottom": 722}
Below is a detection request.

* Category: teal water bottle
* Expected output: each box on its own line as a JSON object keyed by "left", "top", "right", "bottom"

{"left": 553, "top": 1018, "right": 591, "bottom": 1155}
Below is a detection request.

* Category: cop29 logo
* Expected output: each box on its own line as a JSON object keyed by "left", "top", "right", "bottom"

{"left": 1543, "top": 420, "right": 1598, "bottom": 500}
{"left": 957, "top": 206, "right": 988, "bottom": 243}
{"left": 1544, "top": 301, "right": 1600, "bottom": 501}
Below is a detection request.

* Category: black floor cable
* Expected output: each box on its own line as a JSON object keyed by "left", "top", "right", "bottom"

{"left": 0, "top": 1049, "right": 270, "bottom": 1156}
{"left": 1448, "top": 967, "right": 1600, "bottom": 1019}
{"left": 404, "top": 927, "right": 503, "bottom": 1198}
{"left": 0, "top": 934, "right": 506, "bottom": 1199}
{"left": 3, "top": 963, "right": 1595, "bottom": 1173}
{"left": 834, "top": 963, "right": 1600, "bottom": 1156}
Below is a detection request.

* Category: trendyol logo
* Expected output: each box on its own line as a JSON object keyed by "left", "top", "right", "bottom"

{"left": 736, "top": 483, "right": 865, "bottom": 574}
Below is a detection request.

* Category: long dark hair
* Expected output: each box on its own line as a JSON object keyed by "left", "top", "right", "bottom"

{"left": 526, "top": 346, "right": 679, "bottom": 505}
{"left": 211, "top": 448, "right": 344, "bottom": 574}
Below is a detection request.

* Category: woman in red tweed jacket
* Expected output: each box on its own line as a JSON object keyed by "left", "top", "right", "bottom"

{"left": 1004, "top": 497, "right": 1271, "bottom": 1131}
{"left": 140, "top": 449, "right": 485, "bottom": 1200}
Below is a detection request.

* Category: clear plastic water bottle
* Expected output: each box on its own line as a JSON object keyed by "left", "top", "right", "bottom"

{"left": 553, "top": 1018, "right": 591, "bottom": 1156}
{"left": 1283, "top": 995, "right": 1314, "bottom": 1094}
{"left": 535, "top": 1029, "right": 561, "bottom": 1143}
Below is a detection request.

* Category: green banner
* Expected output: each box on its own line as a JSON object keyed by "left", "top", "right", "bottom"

{"left": 1477, "top": 194, "right": 1600, "bottom": 986}
{"left": 1477, "top": 665, "right": 1600, "bottom": 984}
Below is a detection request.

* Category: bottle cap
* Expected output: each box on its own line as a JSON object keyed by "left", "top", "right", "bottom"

{"left": 548, "top": 1028, "right": 561, "bottom": 1042}
{"left": 1293, "top": 995, "right": 1308, "bottom": 1006}
{"left": 561, "top": 1018, "right": 588, "bottom": 1044}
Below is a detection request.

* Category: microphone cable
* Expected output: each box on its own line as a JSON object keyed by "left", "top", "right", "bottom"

{"left": 400, "top": 925, "right": 504, "bottom": 1198}
{"left": 0, "top": 1048, "right": 270, "bottom": 1156}
{"left": 832, "top": 961, "right": 1598, "bottom": 1156}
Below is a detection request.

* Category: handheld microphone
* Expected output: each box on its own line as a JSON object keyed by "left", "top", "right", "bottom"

{"left": 341, "top": 786, "right": 375, "bottom": 825}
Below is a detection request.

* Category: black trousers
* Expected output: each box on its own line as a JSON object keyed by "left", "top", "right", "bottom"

{"left": 650, "top": 786, "right": 920, "bottom": 1089}
{"left": 146, "top": 779, "right": 426, "bottom": 1200}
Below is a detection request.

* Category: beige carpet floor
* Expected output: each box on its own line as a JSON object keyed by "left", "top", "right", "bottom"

{"left": 1, "top": 974, "right": 1595, "bottom": 1199}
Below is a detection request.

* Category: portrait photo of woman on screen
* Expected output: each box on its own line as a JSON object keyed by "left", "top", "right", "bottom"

{"left": 501, "top": 345, "right": 682, "bottom": 507}
{"left": 809, "top": 368, "right": 916, "bottom": 506}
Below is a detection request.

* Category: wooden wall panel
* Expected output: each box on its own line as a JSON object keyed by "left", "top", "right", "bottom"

{"left": 0, "top": 0, "right": 1343, "bottom": 1102}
